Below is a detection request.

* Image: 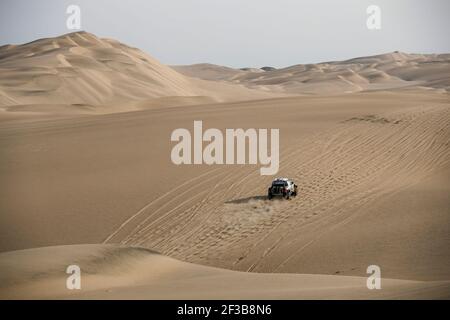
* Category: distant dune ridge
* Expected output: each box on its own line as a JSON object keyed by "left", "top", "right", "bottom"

{"left": 0, "top": 32, "right": 449, "bottom": 299}
{"left": 1, "top": 31, "right": 449, "bottom": 117}
{"left": 174, "top": 51, "right": 450, "bottom": 94}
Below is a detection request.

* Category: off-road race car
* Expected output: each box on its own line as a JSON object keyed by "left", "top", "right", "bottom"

{"left": 268, "top": 178, "right": 298, "bottom": 200}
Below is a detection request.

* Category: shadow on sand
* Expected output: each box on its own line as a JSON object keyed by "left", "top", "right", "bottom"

{"left": 225, "top": 195, "right": 268, "bottom": 204}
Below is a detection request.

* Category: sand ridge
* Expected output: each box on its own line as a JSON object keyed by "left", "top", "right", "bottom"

{"left": 1, "top": 244, "right": 448, "bottom": 299}
{"left": 173, "top": 52, "right": 450, "bottom": 95}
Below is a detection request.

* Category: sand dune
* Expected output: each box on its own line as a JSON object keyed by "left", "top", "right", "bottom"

{"left": 0, "top": 32, "right": 449, "bottom": 299}
{"left": 0, "top": 32, "right": 276, "bottom": 116}
{"left": 172, "top": 63, "right": 248, "bottom": 81}
{"left": 1, "top": 244, "right": 448, "bottom": 299}
{"left": 174, "top": 52, "right": 450, "bottom": 94}
{"left": 1, "top": 32, "right": 448, "bottom": 119}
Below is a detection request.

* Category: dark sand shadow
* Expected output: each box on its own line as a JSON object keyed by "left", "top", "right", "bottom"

{"left": 225, "top": 195, "right": 268, "bottom": 204}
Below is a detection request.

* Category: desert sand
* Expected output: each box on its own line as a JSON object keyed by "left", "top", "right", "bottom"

{"left": 1, "top": 245, "right": 449, "bottom": 299}
{"left": 0, "top": 32, "right": 449, "bottom": 299}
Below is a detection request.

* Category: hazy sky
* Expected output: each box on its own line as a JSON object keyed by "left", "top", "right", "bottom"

{"left": 0, "top": 0, "right": 449, "bottom": 68}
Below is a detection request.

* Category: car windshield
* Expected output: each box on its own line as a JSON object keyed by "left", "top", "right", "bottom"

{"left": 273, "top": 181, "right": 287, "bottom": 186}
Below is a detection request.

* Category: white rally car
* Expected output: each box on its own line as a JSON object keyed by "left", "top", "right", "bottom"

{"left": 268, "top": 178, "right": 298, "bottom": 200}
